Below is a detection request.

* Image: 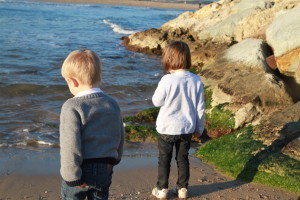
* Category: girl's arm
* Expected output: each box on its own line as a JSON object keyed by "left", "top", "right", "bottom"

{"left": 152, "top": 77, "right": 167, "bottom": 107}
{"left": 195, "top": 82, "right": 205, "bottom": 134}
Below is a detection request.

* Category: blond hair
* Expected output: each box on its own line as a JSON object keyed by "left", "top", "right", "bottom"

{"left": 61, "top": 49, "right": 102, "bottom": 85}
{"left": 162, "top": 41, "right": 191, "bottom": 72}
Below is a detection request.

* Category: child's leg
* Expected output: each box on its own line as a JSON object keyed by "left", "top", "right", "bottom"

{"left": 82, "top": 162, "right": 113, "bottom": 200}
{"left": 61, "top": 180, "right": 87, "bottom": 200}
{"left": 157, "top": 134, "right": 175, "bottom": 189}
{"left": 175, "top": 134, "right": 192, "bottom": 188}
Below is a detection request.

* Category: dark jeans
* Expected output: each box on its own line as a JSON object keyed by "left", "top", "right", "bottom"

{"left": 157, "top": 134, "right": 192, "bottom": 189}
{"left": 61, "top": 162, "right": 113, "bottom": 200}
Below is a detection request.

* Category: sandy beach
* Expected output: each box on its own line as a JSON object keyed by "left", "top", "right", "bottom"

{"left": 0, "top": 146, "right": 299, "bottom": 200}
{"left": 32, "top": 0, "right": 200, "bottom": 9}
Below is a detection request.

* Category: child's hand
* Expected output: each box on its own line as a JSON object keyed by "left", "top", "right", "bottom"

{"left": 194, "top": 131, "right": 202, "bottom": 138}
{"left": 76, "top": 183, "right": 89, "bottom": 188}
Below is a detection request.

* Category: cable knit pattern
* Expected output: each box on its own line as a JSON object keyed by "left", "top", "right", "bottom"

{"left": 60, "top": 92, "right": 124, "bottom": 186}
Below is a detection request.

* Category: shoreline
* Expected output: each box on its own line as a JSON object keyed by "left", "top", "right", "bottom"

{"left": 1, "top": 158, "right": 298, "bottom": 199}
{"left": 32, "top": 0, "right": 201, "bottom": 10}
{"left": 0, "top": 147, "right": 299, "bottom": 199}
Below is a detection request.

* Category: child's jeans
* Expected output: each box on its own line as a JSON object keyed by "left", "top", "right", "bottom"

{"left": 61, "top": 162, "right": 113, "bottom": 200}
{"left": 156, "top": 133, "right": 192, "bottom": 189}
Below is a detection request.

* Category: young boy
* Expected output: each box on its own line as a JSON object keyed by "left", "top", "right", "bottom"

{"left": 59, "top": 49, "right": 124, "bottom": 200}
{"left": 152, "top": 41, "right": 205, "bottom": 200}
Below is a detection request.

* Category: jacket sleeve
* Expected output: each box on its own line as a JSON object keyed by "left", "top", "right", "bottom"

{"left": 196, "top": 82, "right": 205, "bottom": 133}
{"left": 152, "top": 76, "right": 167, "bottom": 107}
{"left": 60, "top": 102, "right": 83, "bottom": 187}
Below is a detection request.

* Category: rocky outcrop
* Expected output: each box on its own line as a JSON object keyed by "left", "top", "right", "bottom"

{"left": 203, "top": 38, "right": 294, "bottom": 128}
{"left": 234, "top": 0, "right": 299, "bottom": 41}
{"left": 122, "top": 0, "right": 300, "bottom": 160}
{"left": 122, "top": 28, "right": 165, "bottom": 55}
{"left": 211, "top": 70, "right": 294, "bottom": 126}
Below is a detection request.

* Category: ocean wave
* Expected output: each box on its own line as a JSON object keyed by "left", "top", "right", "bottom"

{"left": 102, "top": 19, "right": 137, "bottom": 35}
{"left": 0, "top": 139, "right": 59, "bottom": 148}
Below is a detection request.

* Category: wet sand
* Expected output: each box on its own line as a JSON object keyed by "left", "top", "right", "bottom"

{"left": 0, "top": 146, "right": 299, "bottom": 199}
{"left": 33, "top": 0, "right": 200, "bottom": 9}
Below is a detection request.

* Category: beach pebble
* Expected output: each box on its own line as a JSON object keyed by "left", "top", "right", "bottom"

{"left": 198, "top": 177, "right": 208, "bottom": 182}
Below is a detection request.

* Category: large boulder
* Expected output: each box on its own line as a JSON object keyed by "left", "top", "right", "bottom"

{"left": 162, "top": 0, "right": 274, "bottom": 43}
{"left": 266, "top": 5, "right": 300, "bottom": 78}
{"left": 198, "top": 9, "right": 253, "bottom": 42}
{"left": 211, "top": 70, "right": 294, "bottom": 128}
{"left": 254, "top": 102, "right": 300, "bottom": 161}
{"left": 161, "top": 0, "right": 238, "bottom": 36}
{"left": 203, "top": 38, "right": 294, "bottom": 127}
{"left": 231, "top": 0, "right": 272, "bottom": 12}
{"left": 122, "top": 28, "right": 165, "bottom": 55}
{"left": 198, "top": 0, "right": 273, "bottom": 42}
{"left": 234, "top": 0, "right": 299, "bottom": 41}
{"left": 201, "top": 38, "right": 273, "bottom": 81}
{"left": 220, "top": 38, "right": 272, "bottom": 72}
{"left": 212, "top": 70, "right": 293, "bottom": 110}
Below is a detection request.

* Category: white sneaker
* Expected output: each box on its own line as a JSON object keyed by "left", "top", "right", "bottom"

{"left": 152, "top": 187, "right": 168, "bottom": 199}
{"left": 171, "top": 187, "right": 188, "bottom": 199}
{"left": 178, "top": 187, "right": 188, "bottom": 200}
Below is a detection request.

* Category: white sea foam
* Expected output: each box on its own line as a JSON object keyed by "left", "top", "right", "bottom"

{"left": 0, "top": 140, "right": 58, "bottom": 148}
{"left": 102, "top": 19, "right": 137, "bottom": 35}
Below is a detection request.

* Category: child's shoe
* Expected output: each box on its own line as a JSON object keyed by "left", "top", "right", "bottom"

{"left": 171, "top": 187, "right": 188, "bottom": 200}
{"left": 178, "top": 187, "right": 188, "bottom": 200}
{"left": 152, "top": 187, "right": 168, "bottom": 199}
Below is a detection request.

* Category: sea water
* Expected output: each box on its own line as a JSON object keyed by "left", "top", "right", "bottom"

{"left": 0, "top": 0, "right": 198, "bottom": 149}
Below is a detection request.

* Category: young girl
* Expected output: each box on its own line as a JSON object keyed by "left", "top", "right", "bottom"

{"left": 151, "top": 41, "right": 205, "bottom": 200}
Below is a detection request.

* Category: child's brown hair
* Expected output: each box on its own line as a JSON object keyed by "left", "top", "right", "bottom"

{"left": 162, "top": 41, "right": 191, "bottom": 72}
{"left": 61, "top": 49, "right": 102, "bottom": 85}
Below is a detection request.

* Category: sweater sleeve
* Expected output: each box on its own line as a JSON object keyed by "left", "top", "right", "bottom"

{"left": 116, "top": 116, "right": 125, "bottom": 164}
{"left": 196, "top": 82, "right": 205, "bottom": 133}
{"left": 152, "top": 76, "right": 167, "bottom": 107}
{"left": 60, "top": 102, "right": 83, "bottom": 187}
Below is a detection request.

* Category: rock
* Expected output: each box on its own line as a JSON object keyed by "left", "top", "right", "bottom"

{"left": 212, "top": 85, "right": 232, "bottom": 107}
{"left": 161, "top": 1, "right": 234, "bottom": 34}
{"left": 198, "top": 10, "right": 252, "bottom": 42}
{"left": 296, "top": 66, "right": 300, "bottom": 83}
{"left": 266, "top": 102, "right": 300, "bottom": 130}
{"left": 255, "top": 102, "right": 300, "bottom": 160}
{"left": 266, "top": 55, "right": 277, "bottom": 70}
{"left": 198, "top": 0, "right": 274, "bottom": 42}
{"left": 222, "top": 38, "right": 272, "bottom": 72}
{"left": 202, "top": 37, "right": 294, "bottom": 122}
{"left": 122, "top": 28, "right": 165, "bottom": 55}
{"left": 232, "top": 0, "right": 272, "bottom": 12}
{"left": 284, "top": 137, "right": 300, "bottom": 161}
{"left": 234, "top": 103, "right": 260, "bottom": 128}
{"left": 234, "top": 0, "right": 299, "bottom": 41}
{"left": 201, "top": 38, "right": 273, "bottom": 83}
{"left": 211, "top": 70, "right": 294, "bottom": 118}
{"left": 266, "top": 5, "right": 300, "bottom": 77}
{"left": 280, "top": 121, "right": 300, "bottom": 140}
